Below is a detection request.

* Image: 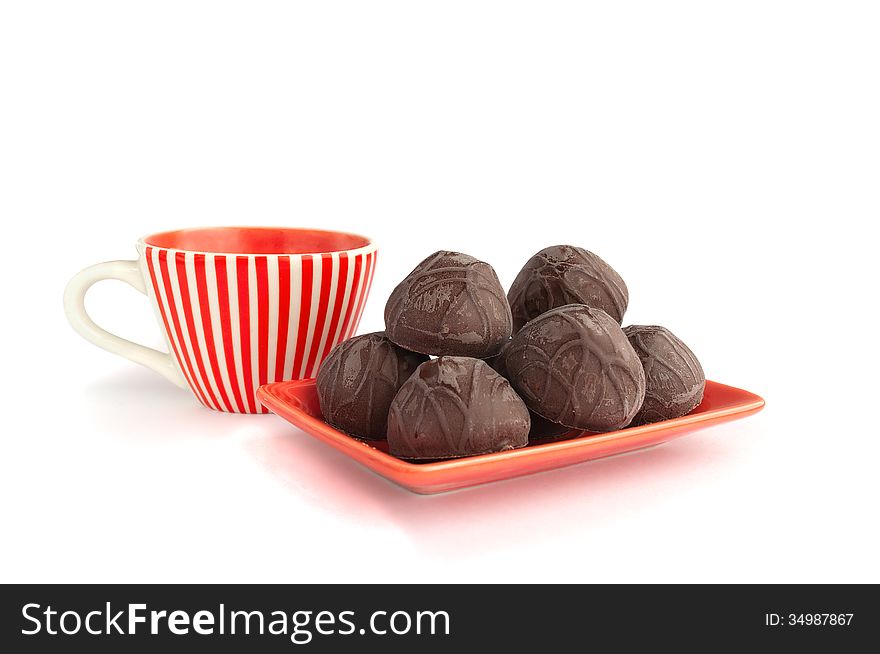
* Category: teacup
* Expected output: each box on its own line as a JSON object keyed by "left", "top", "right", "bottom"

{"left": 64, "top": 227, "right": 377, "bottom": 413}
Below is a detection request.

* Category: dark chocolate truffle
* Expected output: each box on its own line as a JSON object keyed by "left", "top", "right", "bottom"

{"left": 384, "top": 251, "right": 512, "bottom": 358}
{"left": 504, "top": 304, "right": 646, "bottom": 431}
{"left": 508, "top": 245, "right": 629, "bottom": 331}
{"left": 623, "top": 325, "right": 705, "bottom": 425}
{"left": 316, "top": 332, "right": 428, "bottom": 439}
{"left": 387, "top": 357, "right": 530, "bottom": 460}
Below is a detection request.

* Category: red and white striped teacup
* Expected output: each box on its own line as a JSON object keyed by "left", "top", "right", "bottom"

{"left": 64, "top": 227, "right": 377, "bottom": 413}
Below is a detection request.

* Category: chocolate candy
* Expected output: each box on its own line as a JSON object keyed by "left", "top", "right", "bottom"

{"left": 623, "top": 325, "right": 705, "bottom": 425}
{"left": 316, "top": 332, "right": 428, "bottom": 439}
{"left": 508, "top": 245, "right": 629, "bottom": 331}
{"left": 387, "top": 357, "right": 530, "bottom": 459}
{"left": 504, "top": 304, "right": 646, "bottom": 431}
{"left": 384, "top": 251, "right": 512, "bottom": 358}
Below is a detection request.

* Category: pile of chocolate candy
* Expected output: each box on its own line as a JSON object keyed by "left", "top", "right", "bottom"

{"left": 316, "top": 246, "right": 705, "bottom": 460}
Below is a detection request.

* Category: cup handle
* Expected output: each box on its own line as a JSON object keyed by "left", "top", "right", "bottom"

{"left": 63, "top": 259, "right": 188, "bottom": 388}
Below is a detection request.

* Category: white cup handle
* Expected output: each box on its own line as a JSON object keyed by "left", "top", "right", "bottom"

{"left": 63, "top": 259, "right": 188, "bottom": 388}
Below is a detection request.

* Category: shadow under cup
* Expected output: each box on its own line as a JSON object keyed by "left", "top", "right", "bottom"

{"left": 139, "top": 227, "right": 377, "bottom": 413}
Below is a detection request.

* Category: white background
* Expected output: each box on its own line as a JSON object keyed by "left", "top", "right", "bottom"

{"left": 1, "top": 1, "right": 878, "bottom": 583}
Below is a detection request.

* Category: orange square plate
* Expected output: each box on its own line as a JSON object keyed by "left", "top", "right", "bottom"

{"left": 257, "top": 379, "right": 764, "bottom": 494}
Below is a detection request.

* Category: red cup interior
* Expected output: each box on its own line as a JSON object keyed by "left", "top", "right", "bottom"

{"left": 143, "top": 227, "right": 371, "bottom": 255}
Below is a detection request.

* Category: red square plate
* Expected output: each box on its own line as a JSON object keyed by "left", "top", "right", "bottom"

{"left": 257, "top": 379, "right": 764, "bottom": 494}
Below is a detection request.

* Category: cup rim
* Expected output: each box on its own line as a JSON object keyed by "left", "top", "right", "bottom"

{"left": 137, "top": 226, "right": 376, "bottom": 257}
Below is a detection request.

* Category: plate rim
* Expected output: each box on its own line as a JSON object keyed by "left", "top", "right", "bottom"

{"left": 256, "top": 378, "right": 765, "bottom": 477}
